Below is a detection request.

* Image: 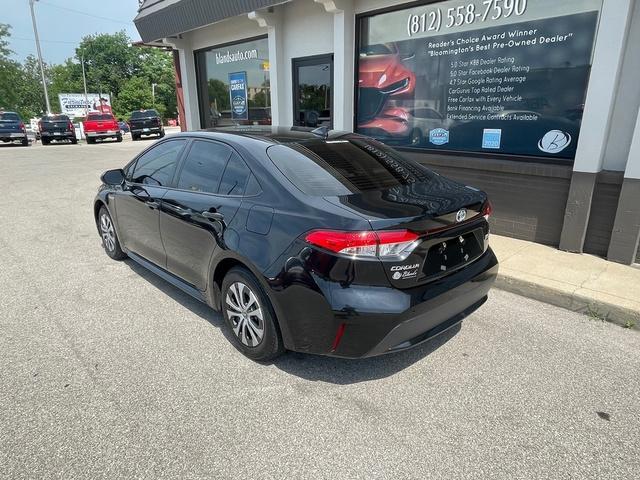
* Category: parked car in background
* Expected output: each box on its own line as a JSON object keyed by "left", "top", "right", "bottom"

{"left": 129, "top": 109, "right": 164, "bottom": 141}
{"left": 94, "top": 127, "right": 497, "bottom": 361}
{"left": 83, "top": 112, "right": 122, "bottom": 144}
{"left": 0, "top": 111, "right": 29, "bottom": 146}
{"left": 39, "top": 114, "right": 78, "bottom": 145}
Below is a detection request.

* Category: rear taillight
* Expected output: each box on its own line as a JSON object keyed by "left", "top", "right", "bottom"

{"left": 305, "top": 229, "right": 420, "bottom": 259}
{"left": 482, "top": 200, "right": 493, "bottom": 220}
{"left": 38, "top": 121, "right": 42, "bottom": 132}
{"left": 68, "top": 121, "right": 74, "bottom": 131}
{"left": 19, "top": 122, "right": 25, "bottom": 132}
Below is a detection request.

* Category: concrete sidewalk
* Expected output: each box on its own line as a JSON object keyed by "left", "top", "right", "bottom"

{"left": 490, "top": 234, "right": 640, "bottom": 329}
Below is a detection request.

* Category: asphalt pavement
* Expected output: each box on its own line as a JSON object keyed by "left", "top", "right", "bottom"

{"left": 1, "top": 137, "right": 639, "bottom": 479}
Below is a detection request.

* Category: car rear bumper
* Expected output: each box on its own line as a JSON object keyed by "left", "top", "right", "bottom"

{"left": 41, "top": 131, "right": 75, "bottom": 139}
{"left": 131, "top": 127, "right": 162, "bottom": 134}
{"left": 86, "top": 131, "right": 119, "bottom": 138}
{"left": 270, "top": 247, "right": 498, "bottom": 358}
{"left": 0, "top": 132, "right": 27, "bottom": 140}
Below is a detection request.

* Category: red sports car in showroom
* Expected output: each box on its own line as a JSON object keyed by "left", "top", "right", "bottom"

{"left": 357, "top": 43, "right": 416, "bottom": 139}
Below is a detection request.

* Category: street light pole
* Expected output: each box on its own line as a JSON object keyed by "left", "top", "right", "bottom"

{"left": 81, "top": 51, "right": 89, "bottom": 116}
{"left": 29, "top": 0, "right": 52, "bottom": 115}
{"left": 152, "top": 83, "right": 157, "bottom": 108}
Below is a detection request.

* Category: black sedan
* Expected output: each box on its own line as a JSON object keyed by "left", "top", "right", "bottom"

{"left": 94, "top": 127, "right": 498, "bottom": 361}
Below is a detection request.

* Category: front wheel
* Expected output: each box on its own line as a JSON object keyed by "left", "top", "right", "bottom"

{"left": 98, "top": 206, "right": 127, "bottom": 260}
{"left": 221, "top": 267, "right": 285, "bottom": 361}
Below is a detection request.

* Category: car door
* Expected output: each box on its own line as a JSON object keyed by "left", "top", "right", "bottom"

{"left": 115, "top": 139, "right": 187, "bottom": 267}
{"left": 160, "top": 139, "right": 253, "bottom": 290}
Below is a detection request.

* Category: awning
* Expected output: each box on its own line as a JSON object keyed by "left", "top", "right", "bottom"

{"left": 134, "top": 0, "right": 288, "bottom": 43}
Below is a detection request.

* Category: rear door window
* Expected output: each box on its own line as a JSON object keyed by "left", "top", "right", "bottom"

{"left": 176, "top": 140, "right": 232, "bottom": 194}
{"left": 130, "top": 140, "right": 186, "bottom": 186}
{"left": 218, "top": 152, "right": 251, "bottom": 196}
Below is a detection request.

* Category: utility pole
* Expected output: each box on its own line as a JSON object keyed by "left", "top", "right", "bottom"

{"left": 81, "top": 51, "right": 89, "bottom": 116}
{"left": 152, "top": 83, "right": 157, "bottom": 108}
{"left": 29, "top": 0, "right": 51, "bottom": 115}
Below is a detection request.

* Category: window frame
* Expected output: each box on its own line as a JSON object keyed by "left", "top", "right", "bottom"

{"left": 353, "top": 0, "right": 599, "bottom": 166}
{"left": 125, "top": 138, "right": 189, "bottom": 187}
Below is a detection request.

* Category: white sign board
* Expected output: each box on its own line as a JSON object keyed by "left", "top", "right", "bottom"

{"left": 58, "top": 93, "right": 112, "bottom": 118}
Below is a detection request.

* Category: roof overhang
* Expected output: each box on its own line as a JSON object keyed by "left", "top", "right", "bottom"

{"left": 134, "top": 0, "right": 289, "bottom": 43}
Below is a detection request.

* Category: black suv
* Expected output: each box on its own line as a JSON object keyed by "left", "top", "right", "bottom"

{"left": 95, "top": 127, "right": 497, "bottom": 361}
{"left": 39, "top": 114, "right": 78, "bottom": 145}
{"left": 0, "top": 111, "right": 29, "bottom": 146}
{"left": 129, "top": 109, "right": 165, "bottom": 141}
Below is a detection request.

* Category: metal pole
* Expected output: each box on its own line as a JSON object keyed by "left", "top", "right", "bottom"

{"left": 81, "top": 51, "right": 89, "bottom": 116}
{"left": 152, "top": 83, "right": 157, "bottom": 108}
{"left": 29, "top": 0, "right": 51, "bottom": 114}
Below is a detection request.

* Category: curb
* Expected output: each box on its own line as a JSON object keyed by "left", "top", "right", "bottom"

{"left": 495, "top": 273, "right": 639, "bottom": 330}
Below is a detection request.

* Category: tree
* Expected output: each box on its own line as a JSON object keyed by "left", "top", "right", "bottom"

{"left": 112, "top": 76, "right": 153, "bottom": 118}
{"left": 0, "top": 24, "right": 22, "bottom": 113}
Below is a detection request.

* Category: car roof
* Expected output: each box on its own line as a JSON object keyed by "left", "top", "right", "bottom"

{"left": 176, "top": 126, "right": 359, "bottom": 146}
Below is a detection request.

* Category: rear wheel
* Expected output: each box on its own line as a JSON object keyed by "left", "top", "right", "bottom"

{"left": 42, "top": 138, "right": 50, "bottom": 145}
{"left": 21, "top": 138, "right": 29, "bottom": 146}
{"left": 116, "top": 134, "right": 123, "bottom": 142}
{"left": 132, "top": 134, "right": 139, "bottom": 141}
{"left": 221, "top": 267, "right": 285, "bottom": 361}
{"left": 87, "top": 137, "right": 94, "bottom": 144}
{"left": 159, "top": 130, "right": 165, "bottom": 138}
{"left": 98, "top": 206, "right": 126, "bottom": 260}
{"left": 71, "top": 138, "right": 78, "bottom": 145}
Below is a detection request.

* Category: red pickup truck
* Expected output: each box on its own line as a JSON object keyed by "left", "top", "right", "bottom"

{"left": 83, "top": 112, "right": 121, "bottom": 144}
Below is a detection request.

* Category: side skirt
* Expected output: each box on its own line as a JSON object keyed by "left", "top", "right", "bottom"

{"left": 126, "top": 250, "right": 207, "bottom": 304}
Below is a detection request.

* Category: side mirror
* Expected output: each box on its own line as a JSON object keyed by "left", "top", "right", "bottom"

{"left": 101, "top": 168, "right": 125, "bottom": 186}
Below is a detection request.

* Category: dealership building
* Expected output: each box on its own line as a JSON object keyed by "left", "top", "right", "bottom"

{"left": 134, "top": 0, "right": 640, "bottom": 265}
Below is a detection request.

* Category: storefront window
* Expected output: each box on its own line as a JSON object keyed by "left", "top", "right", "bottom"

{"left": 195, "top": 37, "right": 271, "bottom": 128}
{"left": 356, "top": 0, "right": 603, "bottom": 161}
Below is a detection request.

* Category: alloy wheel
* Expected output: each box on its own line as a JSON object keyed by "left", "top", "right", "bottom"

{"left": 226, "top": 282, "right": 265, "bottom": 347}
{"left": 100, "top": 213, "right": 116, "bottom": 252}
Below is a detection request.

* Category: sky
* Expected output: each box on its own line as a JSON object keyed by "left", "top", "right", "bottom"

{"left": 2, "top": 0, "right": 142, "bottom": 64}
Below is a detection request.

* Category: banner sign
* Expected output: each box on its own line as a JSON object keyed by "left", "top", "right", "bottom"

{"left": 58, "top": 93, "right": 112, "bottom": 118}
{"left": 229, "top": 71, "right": 249, "bottom": 121}
{"left": 356, "top": 0, "right": 602, "bottom": 161}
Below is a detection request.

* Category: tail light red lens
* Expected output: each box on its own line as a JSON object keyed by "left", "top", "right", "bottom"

{"left": 305, "top": 229, "right": 420, "bottom": 259}
{"left": 19, "top": 122, "right": 25, "bottom": 131}
{"left": 482, "top": 200, "right": 493, "bottom": 220}
{"left": 68, "top": 121, "right": 74, "bottom": 131}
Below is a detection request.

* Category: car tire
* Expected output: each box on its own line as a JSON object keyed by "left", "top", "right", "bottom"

{"left": 132, "top": 134, "right": 139, "bottom": 141}
{"left": 71, "top": 138, "right": 78, "bottom": 145}
{"left": 22, "top": 138, "right": 30, "bottom": 146}
{"left": 87, "top": 137, "right": 94, "bottom": 144}
{"left": 42, "top": 138, "right": 50, "bottom": 145}
{"left": 116, "top": 134, "right": 123, "bottom": 143}
{"left": 159, "top": 130, "right": 165, "bottom": 139}
{"left": 221, "top": 267, "right": 285, "bottom": 361}
{"left": 98, "top": 206, "right": 127, "bottom": 260}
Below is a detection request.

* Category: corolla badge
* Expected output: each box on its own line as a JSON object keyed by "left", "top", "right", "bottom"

{"left": 538, "top": 130, "right": 571, "bottom": 154}
{"left": 456, "top": 208, "right": 467, "bottom": 223}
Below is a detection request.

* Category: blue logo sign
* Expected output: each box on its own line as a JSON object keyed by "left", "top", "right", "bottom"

{"left": 482, "top": 129, "right": 502, "bottom": 149}
{"left": 229, "top": 71, "right": 248, "bottom": 121}
{"left": 429, "top": 128, "right": 449, "bottom": 146}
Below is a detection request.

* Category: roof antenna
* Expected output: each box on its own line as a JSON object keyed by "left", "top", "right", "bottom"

{"left": 311, "top": 125, "right": 329, "bottom": 139}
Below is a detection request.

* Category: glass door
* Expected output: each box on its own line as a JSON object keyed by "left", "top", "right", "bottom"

{"left": 292, "top": 54, "right": 333, "bottom": 128}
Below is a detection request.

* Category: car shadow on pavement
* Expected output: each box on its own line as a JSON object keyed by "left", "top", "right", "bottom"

{"left": 123, "top": 259, "right": 461, "bottom": 384}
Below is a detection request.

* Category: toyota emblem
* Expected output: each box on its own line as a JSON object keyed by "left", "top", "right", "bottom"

{"left": 455, "top": 209, "right": 467, "bottom": 222}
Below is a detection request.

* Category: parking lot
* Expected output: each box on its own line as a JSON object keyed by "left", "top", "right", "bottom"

{"left": 1, "top": 137, "right": 639, "bottom": 479}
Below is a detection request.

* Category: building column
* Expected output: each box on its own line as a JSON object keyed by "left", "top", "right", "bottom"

{"left": 559, "top": 0, "right": 634, "bottom": 252}
{"left": 163, "top": 37, "right": 200, "bottom": 131}
{"left": 315, "top": 0, "right": 355, "bottom": 131}
{"left": 249, "top": 9, "right": 285, "bottom": 126}
{"left": 607, "top": 107, "right": 640, "bottom": 264}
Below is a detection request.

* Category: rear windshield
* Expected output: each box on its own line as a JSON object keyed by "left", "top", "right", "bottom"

{"left": 266, "top": 137, "right": 431, "bottom": 196}
{"left": 42, "top": 115, "right": 69, "bottom": 122}
{"left": 130, "top": 110, "right": 159, "bottom": 119}
{"left": 0, "top": 113, "right": 20, "bottom": 121}
{"left": 87, "top": 114, "right": 113, "bottom": 121}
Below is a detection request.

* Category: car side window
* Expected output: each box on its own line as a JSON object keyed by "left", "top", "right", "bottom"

{"left": 130, "top": 140, "right": 186, "bottom": 186}
{"left": 176, "top": 140, "right": 232, "bottom": 194}
{"left": 219, "top": 152, "right": 252, "bottom": 196}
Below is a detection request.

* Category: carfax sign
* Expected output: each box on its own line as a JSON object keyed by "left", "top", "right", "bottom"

{"left": 229, "top": 71, "right": 249, "bottom": 121}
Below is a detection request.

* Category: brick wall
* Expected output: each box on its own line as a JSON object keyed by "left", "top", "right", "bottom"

{"left": 584, "top": 172, "right": 624, "bottom": 257}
